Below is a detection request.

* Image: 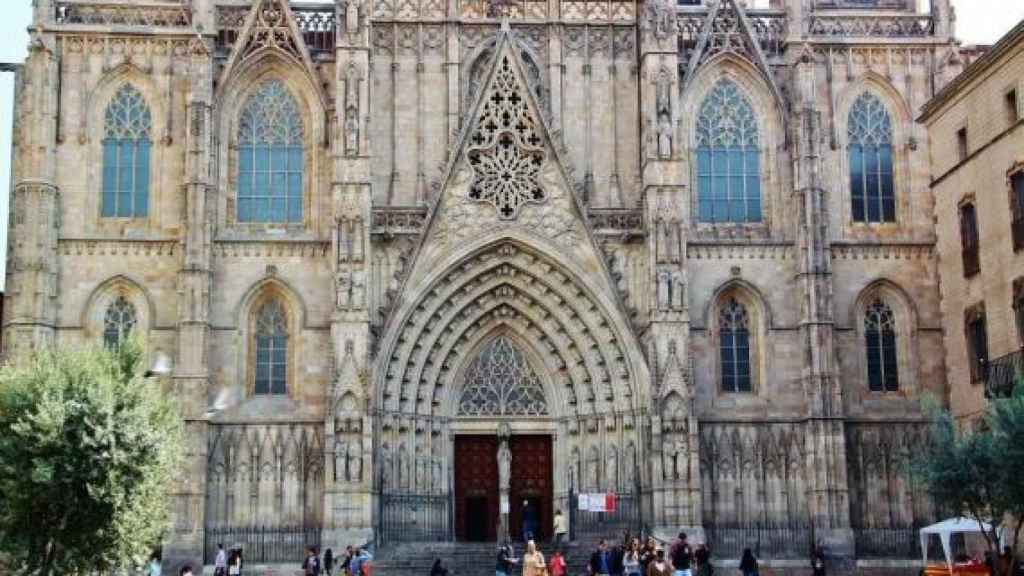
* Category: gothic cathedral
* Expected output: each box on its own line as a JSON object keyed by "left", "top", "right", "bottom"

{"left": 5, "top": 0, "right": 961, "bottom": 567}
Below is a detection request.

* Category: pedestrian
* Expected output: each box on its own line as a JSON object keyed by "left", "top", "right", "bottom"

{"left": 589, "top": 539, "right": 613, "bottom": 576}
{"left": 521, "top": 540, "right": 546, "bottom": 576}
{"left": 623, "top": 539, "right": 643, "bottom": 576}
{"left": 304, "top": 547, "right": 318, "bottom": 576}
{"left": 431, "top": 558, "right": 449, "bottom": 576}
{"left": 669, "top": 532, "right": 692, "bottom": 576}
{"left": 811, "top": 547, "right": 826, "bottom": 576}
{"left": 694, "top": 546, "right": 712, "bottom": 576}
{"left": 179, "top": 566, "right": 194, "bottom": 576}
{"left": 147, "top": 552, "right": 162, "bottom": 576}
{"left": 553, "top": 509, "right": 568, "bottom": 548}
{"left": 229, "top": 548, "right": 244, "bottom": 576}
{"left": 341, "top": 546, "right": 354, "bottom": 576}
{"left": 521, "top": 500, "right": 536, "bottom": 542}
{"left": 640, "top": 538, "right": 658, "bottom": 573}
{"left": 549, "top": 549, "right": 568, "bottom": 576}
{"left": 610, "top": 541, "right": 625, "bottom": 576}
{"left": 645, "top": 549, "right": 671, "bottom": 576}
{"left": 496, "top": 542, "right": 519, "bottom": 576}
{"left": 324, "top": 548, "right": 334, "bottom": 576}
{"left": 215, "top": 543, "right": 228, "bottom": 576}
{"left": 739, "top": 548, "right": 758, "bottom": 576}
{"left": 351, "top": 547, "right": 372, "bottom": 576}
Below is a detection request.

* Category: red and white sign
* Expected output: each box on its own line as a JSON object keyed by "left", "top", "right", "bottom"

{"left": 579, "top": 492, "right": 617, "bottom": 512}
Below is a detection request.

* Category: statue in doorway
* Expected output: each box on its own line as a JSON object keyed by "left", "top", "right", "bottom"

{"left": 497, "top": 423, "right": 511, "bottom": 492}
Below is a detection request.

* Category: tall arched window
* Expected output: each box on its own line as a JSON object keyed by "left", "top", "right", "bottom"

{"left": 102, "top": 85, "right": 152, "bottom": 218}
{"left": 864, "top": 298, "right": 899, "bottom": 392}
{"left": 238, "top": 80, "right": 304, "bottom": 224}
{"left": 254, "top": 299, "right": 289, "bottom": 395}
{"left": 719, "top": 297, "right": 752, "bottom": 393}
{"left": 103, "top": 296, "right": 137, "bottom": 347}
{"left": 696, "top": 79, "right": 762, "bottom": 224}
{"left": 848, "top": 92, "right": 895, "bottom": 223}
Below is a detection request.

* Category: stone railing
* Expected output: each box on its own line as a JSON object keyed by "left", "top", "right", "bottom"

{"left": 457, "top": 0, "right": 635, "bottom": 21}
{"left": 215, "top": 3, "right": 336, "bottom": 55}
{"left": 372, "top": 206, "right": 428, "bottom": 237}
{"left": 809, "top": 12, "right": 935, "bottom": 38}
{"left": 677, "top": 8, "right": 787, "bottom": 61}
{"left": 55, "top": 0, "right": 192, "bottom": 28}
{"left": 588, "top": 208, "right": 645, "bottom": 238}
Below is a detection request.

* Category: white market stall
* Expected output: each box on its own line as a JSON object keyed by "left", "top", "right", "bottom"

{"left": 920, "top": 517, "right": 1004, "bottom": 575}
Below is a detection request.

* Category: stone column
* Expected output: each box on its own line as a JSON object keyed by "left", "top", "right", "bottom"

{"left": 791, "top": 48, "right": 854, "bottom": 558}
{"left": 325, "top": 0, "right": 375, "bottom": 545}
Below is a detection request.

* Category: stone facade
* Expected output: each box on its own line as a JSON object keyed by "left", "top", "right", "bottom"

{"left": 4, "top": 0, "right": 963, "bottom": 568}
{"left": 920, "top": 21, "right": 1024, "bottom": 423}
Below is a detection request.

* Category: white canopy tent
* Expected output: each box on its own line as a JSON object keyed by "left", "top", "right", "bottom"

{"left": 920, "top": 517, "right": 1003, "bottom": 571}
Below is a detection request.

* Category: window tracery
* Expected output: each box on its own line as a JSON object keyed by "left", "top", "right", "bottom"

{"left": 466, "top": 55, "right": 547, "bottom": 220}
{"left": 718, "top": 297, "right": 752, "bottom": 393}
{"left": 695, "top": 79, "right": 762, "bottom": 224}
{"left": 103, "top": 296, "right": 137, "bottom": 347}
{"left": 255, "top": 299, "right": 289, "bottom": 395}
{"left": 863, "top": 298, "right": 899, "bottom": 392}
{"left": 237, "top": 80, "right": 305, "bottom": 224}
{"left": 848, "top": 92, "right": 895, "bottom": 223}
{"left": 457, "top": 336, "right": 549, "bottom": 416}
{"left": 102, "top": 84, "right": 152, "bottom": 218}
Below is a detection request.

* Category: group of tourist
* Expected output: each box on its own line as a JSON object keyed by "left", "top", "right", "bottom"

{"left": 296, "top": 545, "right": 373, "bottom": 576}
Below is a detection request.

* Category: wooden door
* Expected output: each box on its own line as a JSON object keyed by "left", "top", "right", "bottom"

{"left": 509, "top": 435, "right": 553, "bottom": 542}
{"left": 454, "top": 435, "right": 499, "bottom": 541}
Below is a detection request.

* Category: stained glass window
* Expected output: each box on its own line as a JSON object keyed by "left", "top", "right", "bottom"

{"left": 864, "top": 299, "right": 898, "bottom": 392}
{"left": 696, "top": 79, "right": 762, "bottom": 224}
{"left": 719, "top": 297, "right": 752, "bottom": 393}
{"left": 255, "top": 299, "right": 288, "bottom": 395}
{"left": 457, "top": 336, "right": 549, "bottom": 416}
{"left": 103, "top": 296, "right": 137, "bottom": 348}
{"left": 102, "top": 85, "right": 151, "bottom": 218}
{"left": 238, "top": 80, "right": 304, "bottom": 224}
{"left": 848, "top": 92, "right": 895, "bottom": 223}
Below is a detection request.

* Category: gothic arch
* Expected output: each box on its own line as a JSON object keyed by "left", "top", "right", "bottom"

{"left": 681, "top": 54, "right": 785, "bottom": 232}
{"left": 835, "top": 73, "right": 915, "bottom": 230}
{"left": 850, "top": 279, "right": 920, "bottom": 395}
{"left": 215, "top": 56, "right": 327, "bottom": 232}
{"left": 374, "top": 235, "right": 650, "bottom": 418}
{"left": 235, "top": 277, "right": 307, "bottom": 399}
{"left": 82, "top": 274, "right": 156, "bottom": 342}
{"left": 704, "top": 280, "right": 771, "bottom": 396}
{"left": 462, "top": 35, "right": 548, "bottom": 118}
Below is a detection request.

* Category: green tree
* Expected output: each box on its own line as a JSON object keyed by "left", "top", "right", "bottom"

{"left": 911, "top": 389, "right": 1024, "bottom": 575}
{"left": 0, "top": 339, "right": 183, "bottom": 576}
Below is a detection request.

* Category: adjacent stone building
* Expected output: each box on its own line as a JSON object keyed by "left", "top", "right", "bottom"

{"left": 4, "top": 0, "right": 964, "bottom": 568}
{"left": 920, "top": 20, "right": 1024, "bottom": 424}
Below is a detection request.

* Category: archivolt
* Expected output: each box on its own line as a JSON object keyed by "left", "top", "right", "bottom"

{"left": 377, "top": 242, "right": 638, "bottom": 418}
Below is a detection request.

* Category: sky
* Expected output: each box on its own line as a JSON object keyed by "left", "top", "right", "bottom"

{"left": 0, "top": 0, "right": 1021, "bottom": 293}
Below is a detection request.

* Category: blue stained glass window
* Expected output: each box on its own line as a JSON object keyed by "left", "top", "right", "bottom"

{"left": 864, "top": 299, "right": 899, "bottom": 392}
{"left": 237, "top": 80, "right": 305, "bottom": 224}
{"left": 696, "top": 79, "right": 762, "bottom": 224}
{"left": 719, "top": 297, "right": 752, "bottom": 393}
{"left": 254, "top": 299, "right": 288, "bottom": 395}
{"left": 102, "top": 85, "right": 152, "bottom": 218}
{"left": 848, "top": 92, "right": 895, "bottom": 223}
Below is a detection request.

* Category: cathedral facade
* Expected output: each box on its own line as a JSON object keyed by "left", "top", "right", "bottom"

{"left": 5, "top": 0, "right": 962, "bottom": 567}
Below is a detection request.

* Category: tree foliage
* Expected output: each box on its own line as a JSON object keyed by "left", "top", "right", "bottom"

{"left": 0, "top": 339, "right": 183, "bottom": 576}
{"left": 911, "top": 388, "right": 1024, "bottom": 575}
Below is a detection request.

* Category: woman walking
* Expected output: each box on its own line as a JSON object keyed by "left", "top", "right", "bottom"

{"left": 324, "top": 548, "right": 334, "bottom": 576}
{"left": 521, "top": 540, "right": 546, "bottom": 576}
{"left": 739, "top": 549, "right": 758, "bottom": 576}
{"left": 549, "top": 549, "right": 567, "bottom": 576}
{"left": 623, "top": 539, "right": 643, "bottom": 576}
{"left": 645, "top": 549, "right": 671, "bottom": 576}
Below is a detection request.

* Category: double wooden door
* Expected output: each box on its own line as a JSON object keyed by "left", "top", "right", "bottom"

{"left": 453, "top": 435, "right": 552, "bottom": 542}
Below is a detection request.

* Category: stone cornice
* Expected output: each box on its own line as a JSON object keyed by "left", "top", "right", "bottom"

{"left": 687, "top": 241, "right": 794, "bottom": 260}
{"left": 58, "top": 238, "right": 178, "bottom": 256}
{"left": 830, "top": 241, "right": 935, "bottom": 260}
{"left": 212, "top": 240, "right": 331, "bottom": 258}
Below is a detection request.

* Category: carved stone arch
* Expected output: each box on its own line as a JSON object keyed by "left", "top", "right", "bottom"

{"left": 462, "top": 34, "right": 548, "bottom": 120}
{"left": 215, "top": 55, "right": 328, "bottom": 232}
{"left": 835, "top": 73, "right": 915, "bottom": 230}
{"left": 82, "top": 274, "right": 156, "bottom": 343}
{"left": 704, "top": 279, "right": 771, "bottom": 396}
{"left": 680, "top": 54, "right": 785, "bottom": 232}
{"left": 375, "top": 235, "right": 649, "bottom": 417}
{"left": 850, "top": 278, "right": 920, "bottom": 395}
{"left": 234, "top": 277, "right": 308, "bottom": 401}
{"left": 445, "top": 326, "right": 555, "bottom": 419}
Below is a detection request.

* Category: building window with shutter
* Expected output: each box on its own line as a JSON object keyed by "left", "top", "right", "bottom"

{"left": 960, "top": 201, "right": 980, "bottom": 277}
{"left": 1011, "top": 172, "right": 1024, "bottom": 252}
{"left": 965, "top": 304, "right": 988, "bottom": 384}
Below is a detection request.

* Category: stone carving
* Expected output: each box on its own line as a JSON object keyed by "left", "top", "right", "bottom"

{"left": 656, "top": 68, "right": 673, "bottom": 159}
{"left": 642, "top": 0, "right": 674, "bottom": 42}
{"left": 348, "top": 442, "right": 363, "bottom": 483}
{"left": 344, "top": 63, "right": 362, "bottom": 157}
{"left": 457, "top": 336, "right": 549, "bottom": 416}
{"left": 497, "top": 424, "right": 512, "bottom": 491}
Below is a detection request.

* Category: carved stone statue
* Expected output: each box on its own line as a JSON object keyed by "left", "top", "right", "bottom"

{"left": 344, "top": 0, "right": 361, "bottom": 40}
{"left": 351, "top": 269, "right": 366, "bottom": 308}
{"left": 348, "top": 442, "right": 362, "bottom": 483}
{"left": 657, "top": 268, "right": 671, "bottom": 310}
{"left": 335, "top": 441, "right": 347, "bottom": 483}
{"left": 657, "top": 115, "right": 673, "bottom": 159}
{"left": 345, "top": 105, "right": 359, "bottom": 157}
{"left": 671, "top": 270, "right": 685, "bottom": 309}
{"left": 335, "top": 271, "right": 351, "bottom": 309}
{"left": 498, "top": 437, "right": 511, "bottom": 492}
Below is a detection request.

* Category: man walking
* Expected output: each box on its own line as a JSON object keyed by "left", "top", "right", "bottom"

{"left": 552, "top": 509, "right": 568, "bottom": 548}
{"left": 214, "top": 543, "right": 227, "bottom": 576}
{"left": 589, "top": 539, "right": 613, "bottom": 576}
{"left": 669, "top": 532, "right": 692, "bottom": 576}
{"left": 496, "top": 543, "right": 519, "bottom": 576}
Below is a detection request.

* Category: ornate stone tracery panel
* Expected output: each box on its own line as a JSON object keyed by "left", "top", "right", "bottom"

{"left": 457, "top": 335, "right": 549, "bottom": 416}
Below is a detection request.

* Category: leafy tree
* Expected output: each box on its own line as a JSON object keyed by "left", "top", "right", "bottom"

{"left": 911, "top": 388, "right": 1024, "bottom": 575}
{"left": 0, "top": 339, "right": 183, "bottom": 576}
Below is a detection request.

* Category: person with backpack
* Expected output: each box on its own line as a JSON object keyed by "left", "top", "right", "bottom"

{"left": 668, "top": 533, "right": 692, "bottom": 576}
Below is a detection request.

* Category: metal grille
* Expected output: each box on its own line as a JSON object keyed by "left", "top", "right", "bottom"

{"left": 704, "top": 522, "right": 813, "bottom": 560}
{"left": 378, "top": 493, "right": 452, "bottom": 545}
{"left": 203, "top": 525, "right": 321, "bottom": 565}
